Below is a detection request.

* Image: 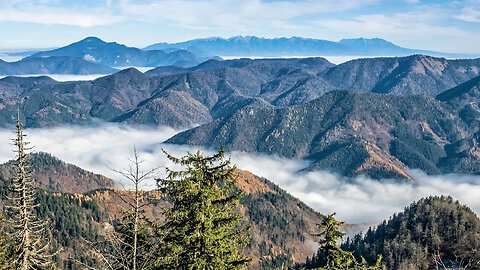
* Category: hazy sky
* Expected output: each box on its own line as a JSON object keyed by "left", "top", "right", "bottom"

{"left": 0, "top": 0, "right": 480, "bottom": 54}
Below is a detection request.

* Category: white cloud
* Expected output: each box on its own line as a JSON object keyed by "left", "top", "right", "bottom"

{"left": 0, "top": 0, "right": 380, "bottom": 29}
{"left": 0, "top": 8, "right": 123, "bottom": 27}
{"left": 232, "top": 153, "right": 480, "bottom": 224}
{"left": 455, "top": 7, "right": 480, "bottom": 23}
{"left": 0, "top": 0, "right": 479, "bottom": 55}
{"left": 119, "top": 0, "right": 380, "bottom": 21}
{"left": 314, "top": 8, "right": 480, "bottom": 53}
{"left": 0, "top": 1, "right": 123, "bottom": 27}
{"left": 0, "top": 123, "right": 479, "bottom": 225}
{"left": 0, "top": 74, "right": 110, "bottom": 81}
{"left": 317, "top": 10, "right": 458, "bottom": 37}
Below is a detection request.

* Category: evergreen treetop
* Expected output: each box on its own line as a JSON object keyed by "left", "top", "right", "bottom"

{"left": 156, "top": 149, "right": 251, "bottom": 270}
{"left": 305, "top": 213, "right": 385, "bottom": 270}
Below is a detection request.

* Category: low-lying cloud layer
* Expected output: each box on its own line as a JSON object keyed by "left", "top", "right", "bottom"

{"left": 0, "top": 123, "right": 479, "bottom": 225}
{"left": 0, "top": 74, "right": 110, "bottom": 82}
{"left": 0, "top": 67, "right": 153, "bottom": 82}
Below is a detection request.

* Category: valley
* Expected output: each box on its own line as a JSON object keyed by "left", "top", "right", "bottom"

{"left": 0, "top": 31, "right": 479, "bottom": 269}
{"left": 1, "top": 55, "right": 480, "bottom": 179}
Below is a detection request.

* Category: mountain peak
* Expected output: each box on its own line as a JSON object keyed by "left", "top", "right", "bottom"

{"left": 228, "top": 35, "right": 257, "bottom": 42}
{"left": 110, "top": 67, "right": 145, "bottom": 78}
{"left": 78, "top": 36, "right": 106, "bottom": 44}
{"left": 189, "top": 36, "right": 225, "bottom": 42}
{"left": 338, "top": 38, "right": 397, "bottom": 47}
{"left": 406, "top": 54, "right": 447, "bottom": 63}
{"left": 25, "top": 36, "right": 210, "bottom": 68}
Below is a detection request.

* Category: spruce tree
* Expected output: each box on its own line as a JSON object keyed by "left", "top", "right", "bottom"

{"left": 7, "top": 110, "right": 54, "bottom": 269}
{"left": 308, "top": 213, "right": 384, "bottom": 270}
{"left": 312, "top": 213, "right": 356, "bottom": 269}
{"left": 155, "top": 149, "right": 251, "bottom": 270}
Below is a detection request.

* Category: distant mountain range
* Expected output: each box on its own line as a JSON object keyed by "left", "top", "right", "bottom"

{"left": 1, "top": 55, "right": 480, "bottom": 178}
{"left": 145, "top": 36, "right": 465, "bottom": 58}
{"left": 0, "top": 37, "right": 218, "bottom": 75}
{"left": 28, "top": 37, "right": 216, "bottom": 68}
{"left": 2, "top": 35, "right": 475, "bottom": 76}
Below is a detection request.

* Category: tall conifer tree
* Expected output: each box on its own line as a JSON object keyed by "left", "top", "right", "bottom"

{"left": 7, "top": 109, "right": 53, "bottom": 269}
{"left": 308, "top": 213, "right": 384, "bottom": 270}
{"left": 156, "top": 149, "right": 251, "bottom": 270}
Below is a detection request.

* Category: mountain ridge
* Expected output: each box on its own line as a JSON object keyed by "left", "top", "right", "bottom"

{"left": 0, "top": 152, "right": 113, "bottom": 193}
{"left": 1, "top": 56, "right": 480, "bottom": 178}
{"left": 145, "top": 36, "right": 463, "bottom": 58}
{"left": 26, "top": 37, "right": 216, "bottom": 68}
{"left": 165, "top": 90, "right": 473, "bottom": 179}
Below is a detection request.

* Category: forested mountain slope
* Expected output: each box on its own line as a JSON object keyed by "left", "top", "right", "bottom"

{"left": 322, "top": 55, "right": 480, "bottom": 96}
{"left": 342, "top": 196, "right": 480, "bottom": 270}
{"left": 166, "top": 90, "right": 470, "bottom": 178}
{"left": 0, "top": 153, "right": 323, "bottom": 269}
{"left": 0, "top": 152, "right": 113, "bottom": 193}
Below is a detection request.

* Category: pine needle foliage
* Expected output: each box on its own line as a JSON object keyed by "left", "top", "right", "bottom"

{"left": 155, "top": 149, "right": 251, "bottom": 270}
{"left": 306, "top": 213, "right": 384, "bottom": 270}
{"left": 312, "top": 214, "right": 356, "bottom": 269}
{"left": 0, "top": 213, "right": 14, "bottom": 270}
{"left": 6, "top": 110, "right": 54, "bottom": 270}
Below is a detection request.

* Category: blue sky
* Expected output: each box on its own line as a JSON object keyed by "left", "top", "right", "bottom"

{"left": 0, "top": 0, "right": 479, "bottom": 54}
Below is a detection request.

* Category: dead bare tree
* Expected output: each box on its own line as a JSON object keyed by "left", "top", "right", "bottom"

{"left": 7, "top": 109, "right": 54, "bottom": 269}
{"left": 431, "top": 249, "right": 479, "bottom": 270}
{"left": 110, "top": 146, "right": 160, "bottom": 270}
{"left": 78, "top": 146, "right": 161, "bottom": 270}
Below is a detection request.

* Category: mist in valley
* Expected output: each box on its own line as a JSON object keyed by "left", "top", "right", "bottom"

{"left": 0, "top": 123, "right": 479, "bottom": 225}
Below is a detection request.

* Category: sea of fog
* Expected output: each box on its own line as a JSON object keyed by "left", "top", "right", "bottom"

{"left": 0, "top": 54, "right": 23, "bottom": 62}
{"left": 0, "top": 51, "right": 154, "bottom": 82}
{"left": 0, "top": 74, "right": 111, "bottom": 81}
{"left": 0, "top": 123, "right": 479, "bottom": 225}
{"left": 0, "top": 66, "right": 154, "bottom": 82}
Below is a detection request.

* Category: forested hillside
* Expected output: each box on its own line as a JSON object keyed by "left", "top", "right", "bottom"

{"left": 342, "top": 196, "right": 480, "bottom": 270}
{"left": 0, "top": 152, "right": 323, "bottom": 269}
{"left": 167, "top": 90, "right": 470, "bottom": 178}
